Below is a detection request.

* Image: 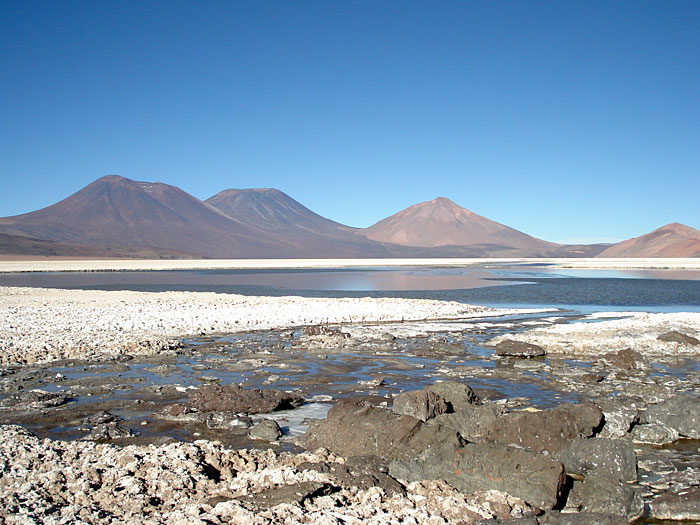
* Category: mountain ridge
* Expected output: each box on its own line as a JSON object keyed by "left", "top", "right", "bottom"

{"left": 0, "top": 175, "right": 692, "bottom": 258}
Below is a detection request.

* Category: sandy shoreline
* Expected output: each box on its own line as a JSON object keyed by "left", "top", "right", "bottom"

{"left": 0, "top": 257, "right": 699, "bottom": 273}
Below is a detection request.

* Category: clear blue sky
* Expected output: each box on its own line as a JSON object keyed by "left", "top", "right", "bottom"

{"left": 1, "top": 1, "right": 698, "bottom": 243}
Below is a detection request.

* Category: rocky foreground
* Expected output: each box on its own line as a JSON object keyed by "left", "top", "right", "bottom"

{"left": 2, "top": 288, "right": 700, "bottom": 523}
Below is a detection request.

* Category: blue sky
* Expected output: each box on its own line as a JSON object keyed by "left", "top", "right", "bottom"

{"left": 1, "top": 1, "right": 698, "bottom": 243}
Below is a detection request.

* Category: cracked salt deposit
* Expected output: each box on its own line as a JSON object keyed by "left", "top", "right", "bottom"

{"left": 0, "top": 285, "right": 535, "bottom": 366}
{"left": 491, "top": 311, "right": 700, "bottom": 357}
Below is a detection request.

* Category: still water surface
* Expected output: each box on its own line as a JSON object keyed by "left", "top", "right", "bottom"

{"left": 1, "top": 263, "right": 699, "bottom": 313}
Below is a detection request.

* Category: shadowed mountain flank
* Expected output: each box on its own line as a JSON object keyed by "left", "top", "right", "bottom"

{"left": 0, "top": 232, "right": 198, "bottom": 259}
{"left": 204, "top": 188, "right": 394, "bottom": 257}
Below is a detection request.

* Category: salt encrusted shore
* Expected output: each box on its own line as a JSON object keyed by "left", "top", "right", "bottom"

{"left": 1, "top": 257, "right": 700, "bottom": 273}
{"left": 491, "top": 311, "right": 700, "bottom": 356}
{"left": 0, "top": 425, "right": 533, "bottom": 525}
{"left": 0, "top": 286, "right": 520, "bottom": 366}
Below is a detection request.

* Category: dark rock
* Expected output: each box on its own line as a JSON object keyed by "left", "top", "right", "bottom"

{"left": 304, "top": 325, "right": 350, "bottom": 338}
{"left": 494, "top": 340, "right": 546, "bottom": 358}
{"left": 483, "top": 402, "right": 603, "bottom": 454}
{"left": 390, "top": 442, "right": 565, "bottom": 510}
{"left": 301, "top": 397, "right": 464, "bottom": 461}
{"left": 657, "top": 331, "right": 700, "bottom": 345}
{"left": 537, "top": 511, "right": 629, "bottom": 524}
{"left": 392, "top": 390, "right": 449, "bottom": 422}
{"left": 649, "top": 487, "right": 700, "bottom": 521}
{"left": 249, "top": 419, "right": 283, "bottom": 441}
{"left": 555, "top": 439, "right": 637, "bottom": 483}
{"left": 600, "top": 348, "right": 649, "bottom": 370}
{"left": 188, "top": 384, "right": 304, "bottom": 414}
{"left": 165, "top": 403, "right": 188, "bottom": 417}
{"left": 640, "top": 395, "right": 700, "bottom": 439}
{"left": 424, "top": 380, "right": 482, "bottom": 409}
{"left": 86, "top": 422, "right": 135, "bottom": 441}
{"left": 579, "top": 470, "right": 644, "bottom": 520}
{"left": 475, "top": 518, "right": 539, "bottom": 525}
{"left": 596, "top": 398, "right": 640, "bottom": 439}
{"left": 327, "top": 455, "right": 405, "bottom": 496}
{"left": 206, "top": 411, "right": 253, "bottom": 430}
{"left": 630, "top": 423, "right": 679, "bottom": 445}
{"left": 0, "top": 389, "right": 69, "bottom": 410}
{"left": 430, "top": 403, "right": 504, "bottom": 441}
{"left": 236, "top": 481, "right": 336, "bottom": 510}
{"left": 580, "top": 373, "right": 605, "bottom": 383}
{"left": 83, "top": 411, "right": 118, "bottom": 425}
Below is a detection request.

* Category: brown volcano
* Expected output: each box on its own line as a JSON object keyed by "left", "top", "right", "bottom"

{"left": 360, "top": 197, "right": 557, "bottom": 251}
{"left": 0, "top": 177, "right": 610, "bottom": 258}
{"left": 596, "top": 223, "right": 700, "bottom": 257}
{"left": 0, "top": 175, "right": 284, "bottom": 258}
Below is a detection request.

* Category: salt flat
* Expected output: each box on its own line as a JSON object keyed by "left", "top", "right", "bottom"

{"left": 491, "top": 311, "right": 700, "bottom": 357}
{"left": 0, "top": 285, "right": 523, "bottom": 366}
{"left": 0, "top": 257, "right": 698, "bottom": 273}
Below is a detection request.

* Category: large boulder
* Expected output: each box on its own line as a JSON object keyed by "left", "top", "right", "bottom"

{"left": 390, "top": 442, "right": 565, "bottom": 510}
{"left": 640, "top": 395, "right": 700, "bottom": 439}
{"left": 482, "top": 402, "right": 603, "bottom": 454}
{"left": 188, "top": 384, "right": 304, "bottom": 414}
{"left": 424, "top": 380, "right": 482, "bottom": 409}
{"left": 555, "top": 439, "right": 637, "bottom": 483}
{"left": 579, "top": 470, "right": 644, "bottom": 520}
{"left": 430, "top": 403, "right": 504, "bottom": 441}
{"left": 630, "top": 423, "right": 679, "bottom": 445}
{"left": 494, "top": 340, "right": 546, "bottom": 358}
{"left": 595, "top": 397, "right": 640, "bottom": 439}
{"left": 248, "top": 419, "right": 283, "bottom": 441}
{"left": 392, "top": 390, "right": 449, "bottom": 422}
{"left": 555, "top": 439, "right": 642, "bottom": 521}
{"left": 301, "top": 397, "right": 464, "bottom": 461}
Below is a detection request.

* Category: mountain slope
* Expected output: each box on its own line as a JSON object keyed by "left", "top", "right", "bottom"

{"left": 359, "top": 197, "right": 557, "bottom": 250}
{"left": 596, "top": 223, "right": 700, "bottom": 257}
{"left": 0, "top": 232, "right": 198, "bottom": 258}
{"left": 206, "top": 188, "right": 354, "bottom": 235}
{"left": 205, "top": 188, "right": 399, "bottom": 257}
{"left": 0, "top": 175, "right": 285, "bottom": 258}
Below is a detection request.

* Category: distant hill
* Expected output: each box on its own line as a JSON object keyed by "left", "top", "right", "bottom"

{"left": 359, "top": 197, "right": 557, "bottom": 251}
{"left": 597, "top": 223, "right": 700, "bottom": 257}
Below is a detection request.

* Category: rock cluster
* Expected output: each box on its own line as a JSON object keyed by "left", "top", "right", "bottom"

{"left": 298, "top": 380, "right": 700, "bottom": 521}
